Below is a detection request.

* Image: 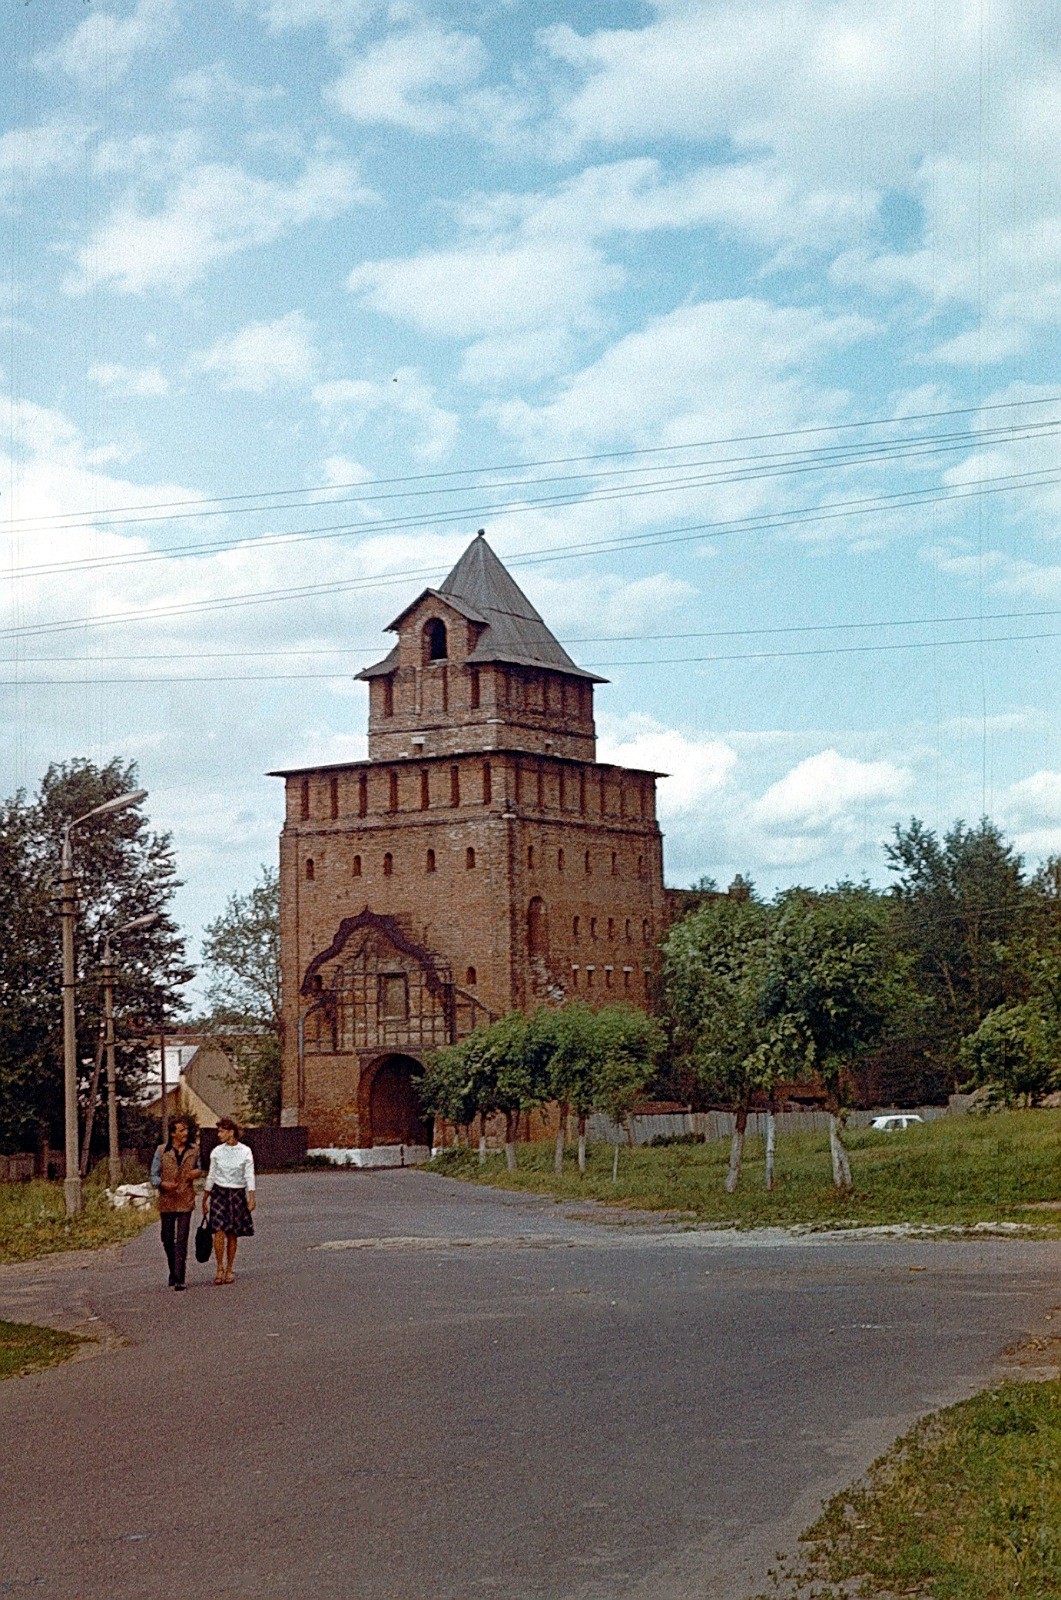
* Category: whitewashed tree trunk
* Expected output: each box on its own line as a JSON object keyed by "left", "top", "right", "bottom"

{"left": 478, "top": 1112, "right": 487, "bottom": 1165}
{"left": 577, "top": 1112, "right": 587, "bottom": 1174}
{"left": 724, "top": 1107, "right": 748, "bottom": 1193}
{"left": 764, "top": 1110, "right": 777, "bottom": 1191}
{"left": 554, "top": 1103, "right": 568, "bottom": 1177}
{"left": 828, "top": 1113, "right": 853, "bottom": 1189}
{"left": 504, "top": 1110, "right": 518, "bottom": 1172}
{"left": 612, "top": 1142, "right": 620, "bottom": 1183}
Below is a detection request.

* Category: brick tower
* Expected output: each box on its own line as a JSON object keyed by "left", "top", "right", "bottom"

{"left": 272, "top": 532, "right": 666, "bottom": 1152}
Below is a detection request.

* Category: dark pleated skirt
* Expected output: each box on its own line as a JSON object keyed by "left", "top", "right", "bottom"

{"left": 209, "top": 1185, "right": 255, "bottom": 1237}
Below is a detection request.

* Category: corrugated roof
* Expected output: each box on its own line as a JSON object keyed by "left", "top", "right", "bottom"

{"left": 358, "top": 531, "right": 605, "bottom": 683}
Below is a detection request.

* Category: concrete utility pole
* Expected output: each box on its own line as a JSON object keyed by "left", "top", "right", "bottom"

{"left": 59, "top": 790, "right": 148, "bottom": 1218}
{"left": 101, "top": 914, "right": 160, "bottom": 1189}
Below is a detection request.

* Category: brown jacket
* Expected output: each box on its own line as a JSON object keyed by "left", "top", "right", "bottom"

{"left": 155, "top": 1143, "right": 201, "bottom": 1213}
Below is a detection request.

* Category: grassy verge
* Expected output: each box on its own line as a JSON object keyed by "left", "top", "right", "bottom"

{"left": 430, "top": 1109, "right": 1061, "bottom": 1231}
{"left": 755, "top": 1379, "right": 1061, "bottom": 1600}
{"left": 0, "top": 1173, "right": 154, "bottom": 1265}
{"left": 0, "top": 1318, "right": 84, "bottom": 1380}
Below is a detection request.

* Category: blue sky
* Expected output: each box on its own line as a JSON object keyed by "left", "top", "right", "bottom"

{"left": 3, "top": 0, "right": 1060, "bottom": 989}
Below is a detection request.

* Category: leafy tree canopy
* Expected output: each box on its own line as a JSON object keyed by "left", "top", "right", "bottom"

{"left": 0, "top": 759, "right": 191, "bottom": 1153}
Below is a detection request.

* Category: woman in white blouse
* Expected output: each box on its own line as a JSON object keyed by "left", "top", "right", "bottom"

{"left": 203, "top": 1117, "right": 256, "bottom": 1285}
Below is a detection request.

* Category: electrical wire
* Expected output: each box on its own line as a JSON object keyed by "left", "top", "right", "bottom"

{"left": 10, "top": 418, "right": 1059, "bottom": 582}
{"left": 0, "top": 624, "right": 1056, "bottom": 685}
{"left": 7, "top": 390, "right": 1060, "bottom": 532}
{"left": 0, "top": 465, "right": 1056, "bottom": 643}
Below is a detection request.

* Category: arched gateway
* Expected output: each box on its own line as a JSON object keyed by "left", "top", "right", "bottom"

{"left": 361, "top": 1054, "right": 432, "bottom": 1147}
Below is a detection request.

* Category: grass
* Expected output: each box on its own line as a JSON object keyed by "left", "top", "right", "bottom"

{"left": 755, "top": 1379, "right": 1061, "bottom": 1600}
{"left": 0, "top": 1169, "right": 154, "bottom": 1265}
{"left": 0, "top": 1318, "right": 84, "bottom": 1381}
{"left": 430, "top": 1109, "right": 1061, "bottom": 1232}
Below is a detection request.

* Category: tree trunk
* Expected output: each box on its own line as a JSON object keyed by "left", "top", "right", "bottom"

{"left": 764, "top": 1107, "right": 777, "bottom": 1192}
{"left": 554, "top": 1102, "right": 568, "bottom": 1177}
{"left": 577, "top": 1112, "right": 587, "bottom": 1174}
{"left": 828, "top": 1112, "right": 853, "bottom": 1190}
{"left": 725, "top": 1105, "right": 748, "bottom": 1193}
{"left": 504, "top": 1109, "right": 518, "bottom": 1173}
{"left": 478, "top": 1111, "right": 488, "bottom": 1164}
{"left": 612, "top": 1142, "right": 620, "bottom": 1183}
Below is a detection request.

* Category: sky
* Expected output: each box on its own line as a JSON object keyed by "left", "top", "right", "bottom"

{"left": 3, "top": 0, "right": 1060, "bottom": 998}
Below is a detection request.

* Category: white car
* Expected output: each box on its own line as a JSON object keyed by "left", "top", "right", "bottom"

{"left": 870, "top": 1113, "right": 925, "bottom": 1131}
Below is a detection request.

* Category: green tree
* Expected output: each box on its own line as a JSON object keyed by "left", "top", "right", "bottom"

{"left": 199, "top": 866, "right": 282, "bottom": 1125}
{"left": 885, "top": 818, "right": 1028, "bottom": 1085}
{"left": 587, "top": 1005, "right": 663, "bottom": 1181}
{"left": 421, "top": 1012, "right": 551, "bottom": 1170}
{"left": 663, "top": 895, "right": 780, "bottom": 1190}
{"left": 763, "top": 885, "right": 900, "bottom": 1189}
{"left": 960, "top": 1004, "right": 1057, "bottom": 1107}
{"left": 0, "top": 759, "right": 191, "bottom": 1154}
{"left": 546, "top": 1002, "right": 603, "bottom": 1173}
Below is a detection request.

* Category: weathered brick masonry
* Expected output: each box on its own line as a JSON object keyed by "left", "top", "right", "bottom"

{"left": 272, "top": 532, "right": 666, "bottom": 1149}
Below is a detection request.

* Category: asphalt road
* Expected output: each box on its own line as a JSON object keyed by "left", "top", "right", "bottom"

{"left": 0, "top": 1171, "right": 1058, "bottom": 1600}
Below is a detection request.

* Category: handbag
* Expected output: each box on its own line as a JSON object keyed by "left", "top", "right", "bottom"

{"left": 194, "top": 1212, "right": 214, "bottom": 1264}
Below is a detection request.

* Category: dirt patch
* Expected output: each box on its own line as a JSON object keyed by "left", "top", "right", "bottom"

{"left": 1000, "top": 1311, "right": 1061, "bottom": 1380}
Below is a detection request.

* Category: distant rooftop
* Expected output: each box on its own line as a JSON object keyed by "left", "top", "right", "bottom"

{"left": 359, "top": 531, "right": 606, "bottom": 683}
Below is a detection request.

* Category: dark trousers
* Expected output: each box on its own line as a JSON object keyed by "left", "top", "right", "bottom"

{"left": 160, "top": 1210, "right": 192, "bottom": 1285}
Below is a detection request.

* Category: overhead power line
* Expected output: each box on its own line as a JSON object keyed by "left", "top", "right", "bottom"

{"left": 6, "top": 390, "right": 1059, "bottom": 532}
{"left": 7, "top": 418, "right": 1059, "bottom": 582}
{"left": 4, "top": 604, "right": 1061, "bottom": 665}
{"left": 0, "top": 625, "right": 1057, "bottom": 686}
{"left": 0, "top": 465, "right": 1055, "bottom": 644}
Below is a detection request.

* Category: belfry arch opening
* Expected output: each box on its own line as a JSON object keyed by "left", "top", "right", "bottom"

{"left": 424, "top": 618, "right": 448, "bottom": 662}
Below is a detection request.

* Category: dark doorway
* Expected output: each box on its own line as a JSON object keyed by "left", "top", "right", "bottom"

{"left": 368, "top": 1054, "right": 432, "bottom": 1146}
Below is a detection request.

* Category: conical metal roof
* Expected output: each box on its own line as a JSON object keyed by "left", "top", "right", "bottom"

{"left": 360, "top": 531, "right": 605, "bottom": 682}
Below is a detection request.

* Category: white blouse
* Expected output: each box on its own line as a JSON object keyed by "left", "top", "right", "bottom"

{"left": 205, "top": 1141, "right": 256, "bottom": 1192}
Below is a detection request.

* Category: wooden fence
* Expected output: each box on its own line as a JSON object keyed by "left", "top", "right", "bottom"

{"left": 587, "top": 1105, "right": 949, "bottom": 1145}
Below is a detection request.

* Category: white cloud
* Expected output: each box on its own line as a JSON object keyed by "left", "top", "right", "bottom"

{"left": 193, "top": 312, "right": 318, "bottom": 393}
{"left": 255, "top": 0, "right": 394, "bottom": 41}
{"left": 497, "top": 297, "right": 869, "bottom": 456}
{"left": 1005, "top": 770, "right": 1061, "bottom": 825}
{"left": 540, "top": 3, "right": 1061, "bottom": 349}
{"left": 598, "top": 715, "right": 738, "bottom": 814}
{"left": 0, "top": 121, "right": 91, "bottom": 206}
{"left": 327, "top": 24, "right": 486, "bottom": 131}
{"left": 39, "top": 0, "right": 175, "bottom": 83}
{"left": 314, "top": 368, "right": 458, "bottom": 463}
{"left": 169, "top": 63, "right": 284, "bottom": 110}
{"left": 89, "top": 362, "right": 170, "bottom": 397}
{"left": 349, "top": 237, "right": 619, "bottom": 342}
{"left": 752, "top": 749, "right": 911, "bottom": 830}
{"left": 67, "top": 156, "right": 370, "bottom": 294}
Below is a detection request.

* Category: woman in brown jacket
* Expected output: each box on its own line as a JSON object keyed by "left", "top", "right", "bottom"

{"left": 150, "top": 1117, "right": 201, "bottom": 1290}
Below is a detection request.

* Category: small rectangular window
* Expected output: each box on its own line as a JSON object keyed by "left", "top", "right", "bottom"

{"left": 470, "top": 668, "right": 481, "bottom": 710}
{"left": 329, "top": 774, "right": 339, "bottom": 820}
{"left": 388, "top": 770, "right": 399, "bottom": 812}
{"left": 450, "top": 765, "right": 460, "bottom": 806}
{"left": 482, "top": 761, "right": 492, "bottom": 804}
{"left": 358, "top": 773, "right": 368, "bottom": 818}
{"left": 379, "top": 973, "right": 408, "bottom": 1020}
{"left": 420, "top": 768, "right": 430, "bottom": 810}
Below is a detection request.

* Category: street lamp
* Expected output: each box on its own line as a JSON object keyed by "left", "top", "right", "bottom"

{"left": 61, "top": 789, "right": 148, "bottom": 1217}
{"left": 100, "top": 913, "right": 161, "bottom": 1189}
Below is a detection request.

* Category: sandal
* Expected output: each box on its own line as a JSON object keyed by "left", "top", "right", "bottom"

{"left": 213, "top": 1272, "right": 225, "bottom": 1285}
{"left": 223, "top": 1271, "right": 235, "bottom": 1284}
